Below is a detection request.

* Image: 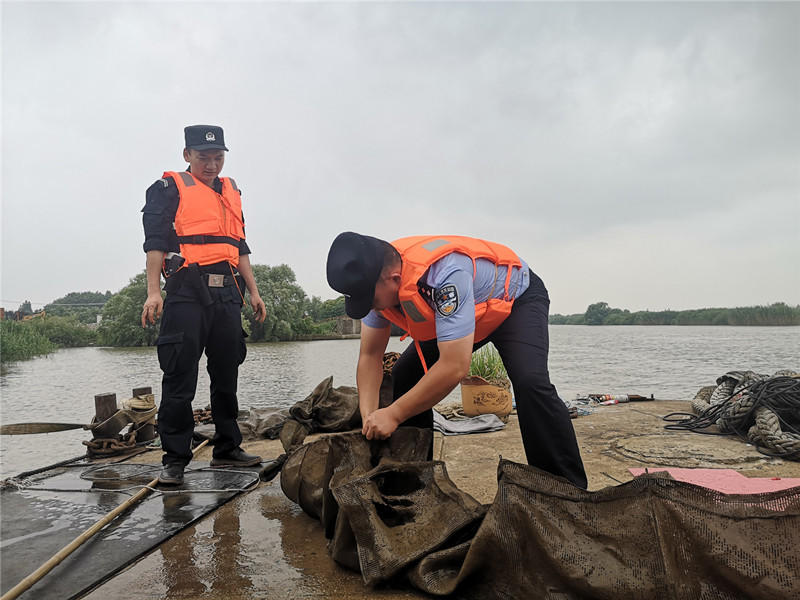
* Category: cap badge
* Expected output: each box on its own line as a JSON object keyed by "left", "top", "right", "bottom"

{"left": 205, "top": 131, "right": 216, "bottom": 142}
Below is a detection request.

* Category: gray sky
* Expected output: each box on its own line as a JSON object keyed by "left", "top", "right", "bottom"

{"left": 2, "top": 1, "right": 798, "bottom": 315}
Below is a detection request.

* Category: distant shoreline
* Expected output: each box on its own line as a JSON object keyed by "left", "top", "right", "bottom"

{"left": 295, "top": 334, "right": 361, "bottom": 341}
{"left": 549, "top": 302, "right": 798, "bottom": 327}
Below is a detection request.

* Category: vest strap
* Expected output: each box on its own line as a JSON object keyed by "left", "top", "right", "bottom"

{"left": 414, "top": 339, "right": 429, "bottom": 374}
{"left": 177, "top": 235, "right": 239, "bottom": 247}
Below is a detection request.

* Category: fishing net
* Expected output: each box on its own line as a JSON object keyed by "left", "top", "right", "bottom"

{"left": 281, "top": 432, "right": 800, "bottom": 599}
{"left": 1, "top": 462, "right": 260, "bottom": 599}
{"left": 280, "top": 427, "right": 432, "bottom": 521}
{"left": 192, "top": 375, "right": 362, "bottom": 450}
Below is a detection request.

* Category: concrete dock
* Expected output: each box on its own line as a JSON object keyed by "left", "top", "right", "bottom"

{"left": 76, "top": 399, "right": 800, "bottom": 599}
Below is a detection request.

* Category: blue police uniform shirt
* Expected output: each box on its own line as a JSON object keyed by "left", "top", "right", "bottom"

{"left": 362, "top": 253, "right": 530, "bottom": 341}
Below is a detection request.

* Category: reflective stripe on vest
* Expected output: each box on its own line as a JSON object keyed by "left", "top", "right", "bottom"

{"left": 164, "top": 171, "right": 245, "bottom": 268}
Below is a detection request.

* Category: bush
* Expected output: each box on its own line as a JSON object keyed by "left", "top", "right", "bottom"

{"left": 29, "top": 315, "right": 96, "bottom": 347}
{"left": 96, "top": 272, "right": 160, "bottom": 347}
{"left": 0, "top": 320, "right": 56, "bottom": 363}
{"left": 311, "top": 320, "right": 338, "bottom": 335}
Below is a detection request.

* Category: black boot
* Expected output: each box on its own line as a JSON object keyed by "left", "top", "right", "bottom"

{"left": 210, "top": 447, "right": 262, "bottom": 467}
{"left": 158, "top": 463, "right": 185, "bottom": 485}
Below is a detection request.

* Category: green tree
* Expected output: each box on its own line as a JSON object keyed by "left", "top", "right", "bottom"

{"left": 243, "top": 264, "right": 309, "bottom": 342}
{"left": 30, "top": 315, "right": 96, "bottom": 347}
{"left": 306, "top": 296, "right": 324, "bottom": 321}
{"left": 16, "top": 300, "right": 33, "bottom": 317}
{"left": 44, "top": 291, "right": 111, "bottom": 324}
{"left": 555, "top": 301, "right": 800, "bottom": 326}
{"left": 317, "top": 296, "right": 346, "bottom": 319}
{"left": 604, "top": 311, "right": 633, "bottom": 325}
{"left": 584, "top": 302, "right": 613, "bottom": 325}
{"left": 97, "top": 272, "right": 160, "bottom": 346}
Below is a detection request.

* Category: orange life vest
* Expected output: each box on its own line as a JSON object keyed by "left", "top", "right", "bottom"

{"left": 379, "top": 236, "right": 523, "bottom": 346}
{"left": 165, "top": 171, "right": 245, "bottom": 268}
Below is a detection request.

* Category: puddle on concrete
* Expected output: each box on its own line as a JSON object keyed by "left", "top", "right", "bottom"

{"left": 83, "top": 477, "right": 424, "bottom": 599}
{"left": 81, "top": 481, "right": 303, "bottom": 598}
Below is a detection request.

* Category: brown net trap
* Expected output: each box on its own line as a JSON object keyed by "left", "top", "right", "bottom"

{"left": 280, "top": 429, "right": 800, "bottom": 599}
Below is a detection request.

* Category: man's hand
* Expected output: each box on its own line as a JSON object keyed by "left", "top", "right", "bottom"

{"left": 141, "top": 292, "right": 163, "bottom": 327}
{"left": 250, "top": 293, "right": 267, "bottom": 323}
{"left": 362, "top": 406, "right": 401, "bottom": 440}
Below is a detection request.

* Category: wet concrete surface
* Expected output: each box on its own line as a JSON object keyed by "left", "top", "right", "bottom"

{"left": 0, "top": 463, "right": 260, "bottom": 600}
{"left": 72, "top": 400, "right": 800, "bottom": 598}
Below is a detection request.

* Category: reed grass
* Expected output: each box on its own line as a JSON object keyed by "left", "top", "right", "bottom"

{"left": 0, "top": 320, "right": 56, "bottom": 363}
{"left": 469, "top": 344, "right": 508, "bottom": 383}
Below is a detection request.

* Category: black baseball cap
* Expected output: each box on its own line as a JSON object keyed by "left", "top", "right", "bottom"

{"left": 326, "top": 232, "right": 386, "bottom": 319}
{"left": 184, "top": 125, "right": 228, "bottom": 151}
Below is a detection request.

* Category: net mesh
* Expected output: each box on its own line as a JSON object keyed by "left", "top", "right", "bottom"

{"left": 280, "top": 432, "right": 800, "bottom": 598}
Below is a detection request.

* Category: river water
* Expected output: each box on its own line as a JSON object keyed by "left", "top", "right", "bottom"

{"left": 1, "top": 326, "right": 797, "bottom": 479}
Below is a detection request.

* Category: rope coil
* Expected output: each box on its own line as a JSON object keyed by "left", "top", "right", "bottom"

{"left": 665, "top": 372, "right": 800, "bottom": 460}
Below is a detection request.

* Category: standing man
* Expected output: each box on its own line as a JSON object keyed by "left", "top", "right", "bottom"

{"left": 141, "top": 125, "right": 266, "bottom": 485}
{"left": 326, "top": 233, "right": 586, "bottom": 489}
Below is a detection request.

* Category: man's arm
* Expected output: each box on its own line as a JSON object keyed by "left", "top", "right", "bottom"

{"left": 141, "top": 250, "right": 165, "bottom": 327}
{"left": 141, "top": 177, "right": 179, "bottom": 328}
{"left": 237, "top": 254, "right": 266, "bottom": 323}
{"left": 362, "top": 332, "right": 474, "bottom": 440}
{"left": 357, "top": 323, "right": 391, "bottom": 424}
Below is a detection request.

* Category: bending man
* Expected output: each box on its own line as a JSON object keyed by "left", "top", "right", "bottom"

{"left": 326, "top": 232, "right": 586, "bottom": 489}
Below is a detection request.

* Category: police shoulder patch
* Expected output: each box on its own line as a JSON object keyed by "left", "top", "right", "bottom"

{"left": 434, "top": 284, "right": 459, "bottom": 317}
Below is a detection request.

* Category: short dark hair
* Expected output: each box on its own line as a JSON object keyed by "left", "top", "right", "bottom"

{"left": 379, "top": 239, "right": 401, "bottom": 271}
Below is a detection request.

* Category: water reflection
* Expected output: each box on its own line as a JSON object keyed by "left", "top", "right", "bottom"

{"left": 158, "top": 496, "right": 207, "bottom": 596}
{"left": 209, "top": 508, "right": 252, "bottom": 595}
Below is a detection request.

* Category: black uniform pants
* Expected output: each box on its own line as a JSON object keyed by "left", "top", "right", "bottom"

{"left": 156, "top": 282, "right": 247, "bottom": 467}
{"left": 391, "top": 270, "right": 588, "bottom": 489}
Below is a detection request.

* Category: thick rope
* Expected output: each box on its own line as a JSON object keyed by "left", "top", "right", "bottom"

{"left": 749, "top": 396, "right": 800, "bottom": 459}
{"left": 666, "top": 372, "right": 800, "bottom": 460}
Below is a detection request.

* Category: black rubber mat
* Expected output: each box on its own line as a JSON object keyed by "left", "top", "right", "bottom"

{"left": 1, "top": 461, "right": 259, "bottom": 599}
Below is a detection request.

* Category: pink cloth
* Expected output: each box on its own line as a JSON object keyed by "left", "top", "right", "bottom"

{"left": 628, "top": 467, "right": 800, "bottom": 494}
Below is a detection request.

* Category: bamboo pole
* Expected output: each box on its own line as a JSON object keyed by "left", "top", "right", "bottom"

{"left": 1, "top": 440, "right": 209, "bottom": 600}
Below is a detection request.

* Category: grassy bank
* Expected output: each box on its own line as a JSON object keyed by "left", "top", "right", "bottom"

{"left": 0, "top": 317, "right": 96, "bottom": 363}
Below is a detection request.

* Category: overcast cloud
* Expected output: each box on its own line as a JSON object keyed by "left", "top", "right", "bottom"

{"left": 2, "top": 1, "right": 798, "bottom": 315}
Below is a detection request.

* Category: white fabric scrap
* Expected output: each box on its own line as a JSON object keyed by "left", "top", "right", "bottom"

{"left": 432, "top": 409, "right": 506, "bottom": 436}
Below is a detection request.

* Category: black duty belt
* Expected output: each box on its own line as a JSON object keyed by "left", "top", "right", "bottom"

{"left": 203, "top": 273, "right": 240, "bottom": 288}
